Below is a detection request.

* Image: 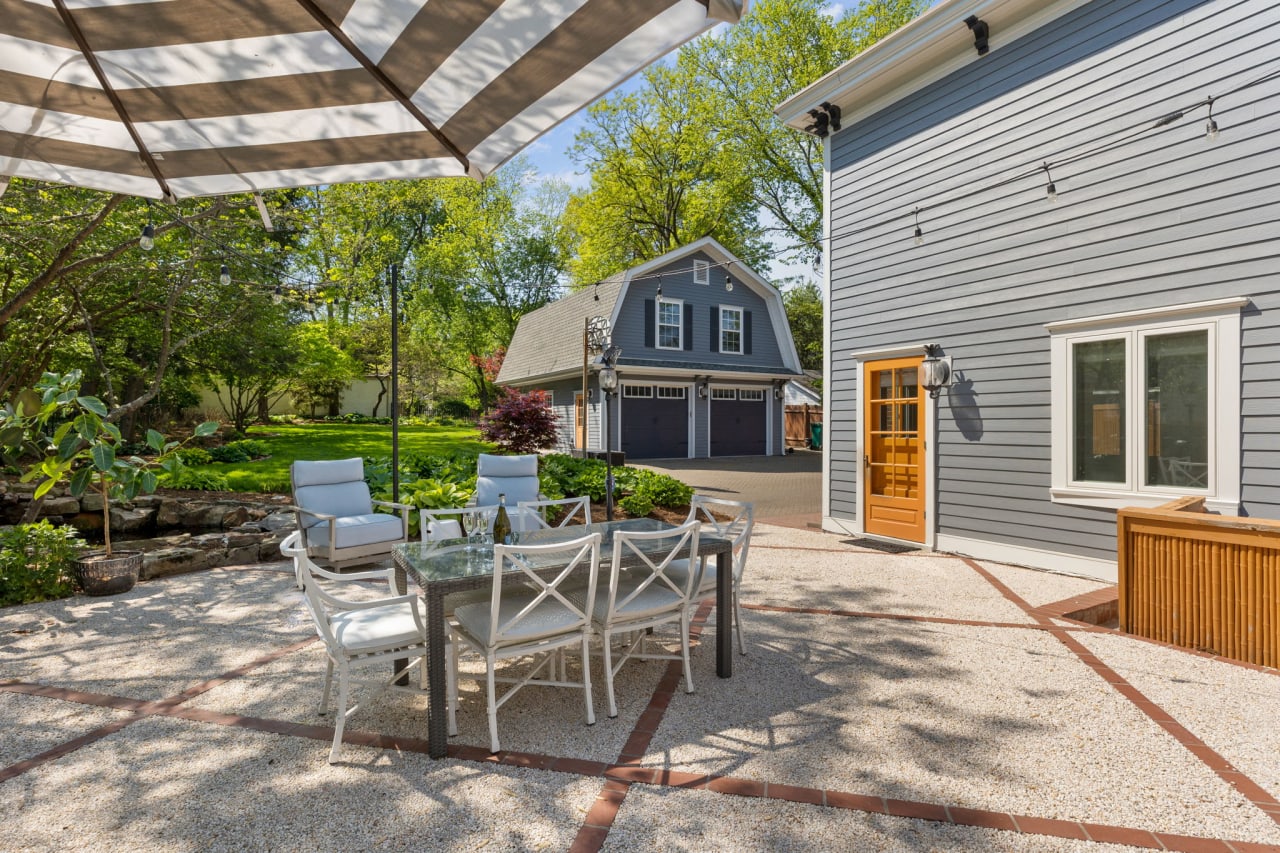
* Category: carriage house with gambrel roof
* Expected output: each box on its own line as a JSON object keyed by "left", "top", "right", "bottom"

{"left": 497, "top": 238, "right": 804, "bottom": 460}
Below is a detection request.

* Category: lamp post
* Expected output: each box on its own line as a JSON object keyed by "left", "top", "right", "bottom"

{"left": 599, "top": 345, "right": 621, "bottom": 520}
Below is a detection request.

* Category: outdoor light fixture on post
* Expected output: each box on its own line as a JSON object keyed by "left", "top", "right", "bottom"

{"left": 599, "top": 344, "right": 621, "bottom": 520}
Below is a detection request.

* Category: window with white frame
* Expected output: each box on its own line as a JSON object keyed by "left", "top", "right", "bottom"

{"left": 623, "top": 384, "right": 652, "bottom": 398}
{"left": 1047, "top": 298, "right": 1244, "bottom": 511}
{"left": 711, "top": 388, "right": 736, "bottom": 400}
{"left": 693, "top": 259, "right": 709, "bottom": 285}
{"left": 720, "top": 306, "right": 743, "bottom": 354}
{"left": 738, "top": 389, "right": 764, "bottom": 401}
{"left": 656, "top": 386, "right": 686, "bottom": 399}
{"left": 657, "top": 298, "right": 682, "bottom": 349}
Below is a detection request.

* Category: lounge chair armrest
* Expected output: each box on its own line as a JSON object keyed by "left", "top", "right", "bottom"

{"left": 372, "top": 499, "right": 415, "bottom": 512}
{"left": 290, "top": 505, "right": 336, "bottom": 524}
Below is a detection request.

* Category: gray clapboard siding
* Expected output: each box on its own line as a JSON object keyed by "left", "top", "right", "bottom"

{"left": 825, "top": 0, "right": 1280, "bottom": 560}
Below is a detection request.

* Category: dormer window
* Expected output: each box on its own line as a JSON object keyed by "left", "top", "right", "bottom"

{"left": 693, "top": 259, "right": 710, "bottom": 285}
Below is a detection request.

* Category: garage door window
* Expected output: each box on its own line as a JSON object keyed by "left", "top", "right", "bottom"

{"left": 656, "top": 386, "right": 686, "bottom": 399}
{"left": 623, "top": 385, "right": 652, "bottom": 398}
{"left": 739, "top": 389, "right": 764, "bottom": 401}
{"left": 711, "top": 388, "right": 736, "bottom": 400}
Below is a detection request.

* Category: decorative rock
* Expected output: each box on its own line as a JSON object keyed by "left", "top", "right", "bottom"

{"left": 155, "top": 499, "right": 183, "bottom": 527}
{"left": 110, "top": 506, "right": 155, "bottom": 532}
{"left": 81, "top": 493, "right": 105, "bottom": 512}
{"left": 39, "top": 496, "right": 81, "bottom": 516}
{"left": 143, "top": 547, "right": 214, "bottom": 580}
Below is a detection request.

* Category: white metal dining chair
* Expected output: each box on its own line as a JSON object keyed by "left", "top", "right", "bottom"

{"left": 666, "top": 496, "right": 754, "bottom": 654}
{"left": 448, "top": 532, "right": 602, "bottom": 753}
{"left": 517, "top": 496, "right": 592, "bottom": 529}
{"left": 579, "top": 521, "right": 701, "bottom": 718}
{"left": 281, "top": 531, "right": 431, "bottom": 763}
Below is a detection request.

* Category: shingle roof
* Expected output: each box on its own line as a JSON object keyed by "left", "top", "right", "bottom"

{"left": 497, "top": 275, "right": 626, "bottom": 385}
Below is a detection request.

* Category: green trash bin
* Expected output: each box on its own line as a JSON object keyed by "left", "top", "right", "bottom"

{"left": 810, "top": 422, "right": 822, "bottom": 450}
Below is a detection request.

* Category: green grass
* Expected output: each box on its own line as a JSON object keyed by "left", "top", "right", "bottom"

{"left": 186, "top": 422, "right": 492, "bottom": 493}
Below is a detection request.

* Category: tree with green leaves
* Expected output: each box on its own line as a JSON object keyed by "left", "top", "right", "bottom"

{"left": 782, "top": 279, "right": 824, "bottom": 371}
{"left": 566, "top": 64, "right": 766, "bottom": 284}
{"left": 290, "top": 322, "right": 364, "bottom": 417}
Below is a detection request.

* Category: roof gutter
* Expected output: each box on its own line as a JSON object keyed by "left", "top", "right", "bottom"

{"left": 775, "top": 0, "right": 1092, "bottom": 135}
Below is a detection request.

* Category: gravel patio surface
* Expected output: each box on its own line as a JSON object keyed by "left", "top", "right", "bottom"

{"left": 2, "top": 525, "right": 1277, "bottom": 852}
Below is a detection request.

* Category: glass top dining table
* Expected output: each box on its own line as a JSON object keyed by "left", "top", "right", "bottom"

{"left": 392, "top": 517, "right": 736, "bottom": 759}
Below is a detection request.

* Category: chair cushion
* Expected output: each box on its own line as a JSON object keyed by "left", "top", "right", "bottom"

{"left": 575, "top": 581, "right": 683, "bottom": 625}
{"left": 294, "top": 482, "right": 376, "bottom": 527}
{"left": 330, "top": 601, "right": 423, "bottom": 652}
{"left": 453, "top": 593, "right": 584, "bottom": 644}
{"left": 426, "top": 520, "right": 464, "bottom": 542}
{"left": 306, "top": 513, "right": 403, "bottom": 550}
{"left": 292, "top": 458, "right": 366, "bottom": 488}
{"left": 665, "top": 558, "right": 716, "bottom": 596}
{"left": 475, "top": 476, "right": 540, "bottom": 508}
{"left": 476, "top": 454, "right": 538, "bottom": 477}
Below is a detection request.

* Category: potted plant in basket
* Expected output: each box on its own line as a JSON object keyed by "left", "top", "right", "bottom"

{"left": 0, "top": 371, "right": 217, "bottom": 595}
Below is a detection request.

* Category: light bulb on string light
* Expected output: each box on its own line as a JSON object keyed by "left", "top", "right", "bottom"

{"left": 725, "top": 272, "right": 733, "bottom": 292}
{"left": 1205, "top": 97, "right": 1220, "bottom": 142}
{"left": 219, "top": 264, "right": 232, "bottom": 286}
{"left": 912, "top": 208, "right": 924, "bottom": 246}
{"left": 139, "top": 222, "right": 155, "bottom": 251}
{"left": 1043, "top": 163, "right": 1058, "bottom": 203}
{"left": 272, "top": 285, "right": 283, "bottom": 305}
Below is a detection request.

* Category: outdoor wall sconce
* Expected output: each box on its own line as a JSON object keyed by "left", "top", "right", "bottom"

{"left": 773, "top": 382, "right": 785, "bottom": 400}
{"left": 964, "top": 15, "right": 990, "bottom": 56}
{"left": 920, "top": 344, "right": 953, "bottom": 399}
{"left": 697, "top": 378, "right": 710, "bottom": 399}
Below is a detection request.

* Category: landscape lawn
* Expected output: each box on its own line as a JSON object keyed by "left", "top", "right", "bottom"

{"left": 193, "top": 422, "right": 492, "bottom": 492}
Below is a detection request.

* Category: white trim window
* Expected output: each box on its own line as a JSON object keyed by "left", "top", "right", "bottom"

{"left": 657, "top": 298, "right": 682, "bottom": 350}
{"left": 693, "top": 259, "right": 710, "bottom": 285}
{"left": 711, "top": 388, "right": 737, "bottom": 400}
{"left": 1047, "top": 298, "right": 1245, "bottom": 512}
{"left": 738, "top": 388, "right": 764, "bottom": 401}
{"left": 623, "top": 384, "right": 653, "bottom": 398}
{"left": 720, "top": 306, "right": 743, "bottom": 354}
{"left": 656, "top": 386, "right": 686, "bottom": 399}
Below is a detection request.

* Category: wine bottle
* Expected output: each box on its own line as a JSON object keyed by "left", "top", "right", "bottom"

{"left": 493, "top": 493, "right": 512, "bottom": 545}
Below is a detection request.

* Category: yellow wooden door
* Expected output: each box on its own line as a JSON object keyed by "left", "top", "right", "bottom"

{"left": 575, "top": 393, "right": 586, "bottom": 449}
{"left": 864, "top": 357, "right": 926, "bottom": 542}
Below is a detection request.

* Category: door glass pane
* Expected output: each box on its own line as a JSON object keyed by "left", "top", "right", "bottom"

{"left": 1145, "top": 330, "right": 1208, "bottom": 488}
{"left": 868, "top": 367, "right": 919, "bottom": 499}
{"left": 1073, "top": 339, "right": 1125, "bottom": 483}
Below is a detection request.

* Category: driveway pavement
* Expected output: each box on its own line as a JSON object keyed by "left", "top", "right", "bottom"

{"left": 3, "top": 524, "right": 1277, "bottom": 852}
{"left": 636, "top": 450, "right": 821, "bottom": 529}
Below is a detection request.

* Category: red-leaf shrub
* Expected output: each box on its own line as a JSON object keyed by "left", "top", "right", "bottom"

{"left": 479, "top": 388, "right": 558, "bottom": 454}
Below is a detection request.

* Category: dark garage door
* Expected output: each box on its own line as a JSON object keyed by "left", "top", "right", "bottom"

{"left": 620, "top": 386, "right": 688, "bottom": 460}
{"left": 710, "top": 389, "right": 766, "bottom": 456}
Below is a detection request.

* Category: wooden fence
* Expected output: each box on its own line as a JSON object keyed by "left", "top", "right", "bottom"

{"left": 784, "top": 404, "right": 822, "bottom": 448}
{"left": 1117, "top": 497, "right": 1278, "bottom": 668}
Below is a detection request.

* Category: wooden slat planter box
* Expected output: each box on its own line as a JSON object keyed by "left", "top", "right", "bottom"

{"left": 1117, "top": 497, "right": 1278, "bottom": 668}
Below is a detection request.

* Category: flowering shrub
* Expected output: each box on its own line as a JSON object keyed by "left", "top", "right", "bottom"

{"left": 478, "top": 388, "right": 558, "bottom": 454}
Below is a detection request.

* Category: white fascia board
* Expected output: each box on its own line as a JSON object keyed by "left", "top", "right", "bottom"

{"left": 775, "top": 0, "right": 1093, "bottom": 133}
{"left": 621, "top": 366, "right": 798, "bottom": 382}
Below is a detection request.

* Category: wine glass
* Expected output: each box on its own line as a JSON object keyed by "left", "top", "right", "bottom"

{"left": 466, "top": 510, "right": 484, "bottom": 551}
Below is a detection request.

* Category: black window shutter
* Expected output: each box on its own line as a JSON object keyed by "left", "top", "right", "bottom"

{"left": 683, "top": 304, "right": 694, "bottom": 351}
{"left": 644, "top": 299, "right": 655, "bottom": 348}
{"left": 709, "top": 306, "right": 719, "bottom": 353}
{"left": 744, "top": 311, "right": 753, "bottom": 355}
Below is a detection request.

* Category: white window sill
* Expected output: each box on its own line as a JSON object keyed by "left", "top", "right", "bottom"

{"left": 1050, "top": 487, "right": 1240, "bottom": 515}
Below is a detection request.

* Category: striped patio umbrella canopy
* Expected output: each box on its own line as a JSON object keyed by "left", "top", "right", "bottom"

{"left": 1, "top": 0, "right": 742, "bottom": 200}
